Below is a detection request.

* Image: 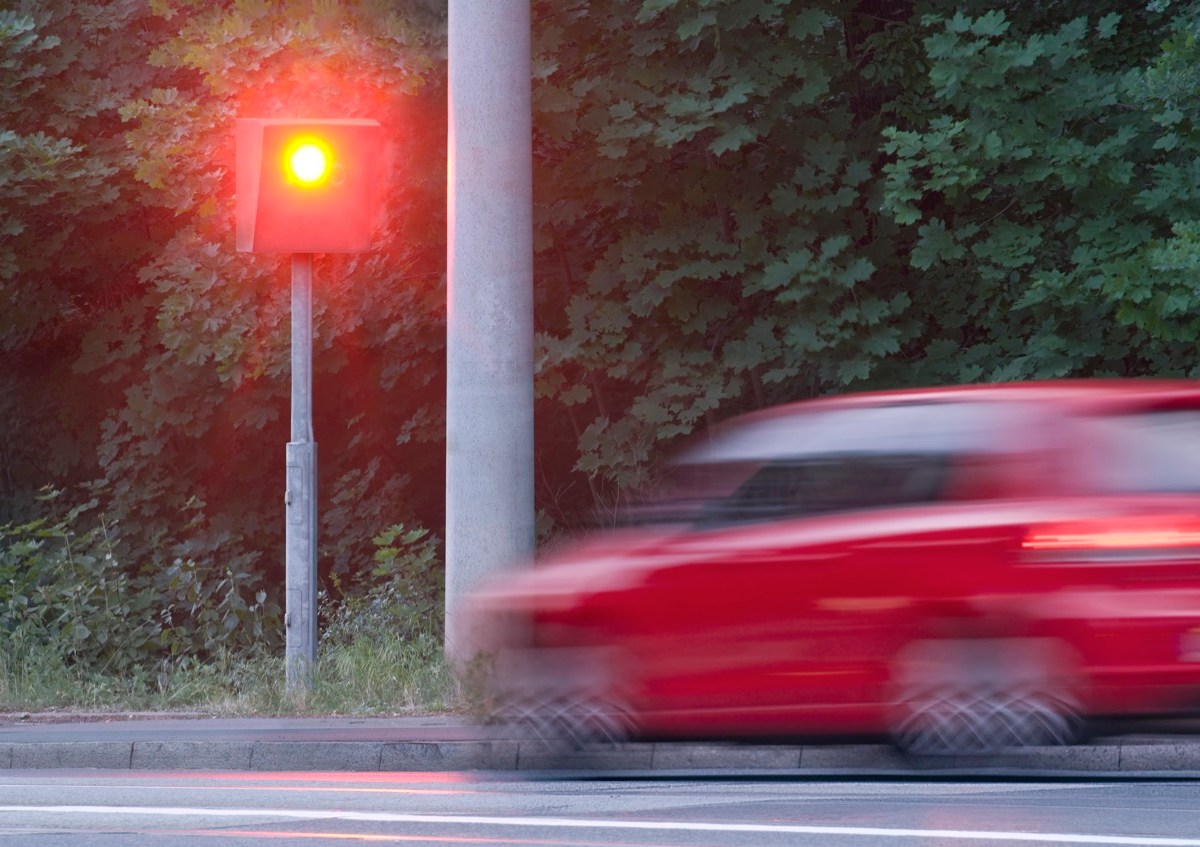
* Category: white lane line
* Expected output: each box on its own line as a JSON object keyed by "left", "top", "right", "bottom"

{"left": 1, "top": 806, "right": 1199, "bottom": 845}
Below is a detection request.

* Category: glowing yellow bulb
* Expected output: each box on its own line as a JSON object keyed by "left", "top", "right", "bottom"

{"left": 287, "top": 142, "right": 329, "bottom": 185}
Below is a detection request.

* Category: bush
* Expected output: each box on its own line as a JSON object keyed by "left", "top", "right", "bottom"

{"left": 321, "top": 524, "right": 444, "bottom": 647}
{"left": 0, "top": 489, "right": 281, "bottom": 673}
{"left": 1, "top": 498, "right": 458, "bottom": 715}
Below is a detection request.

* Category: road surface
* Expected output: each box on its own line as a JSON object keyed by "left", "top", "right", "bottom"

{"left": 2, "top": 769, "right": 1200, "bottom": 846}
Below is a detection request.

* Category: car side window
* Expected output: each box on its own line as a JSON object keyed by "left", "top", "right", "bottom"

{"left": 1083, "top": 410, "right": 1200, "bottom": 493}
{"left": 699, "top": 452, "right": 951, "bottom": 526}
{"left": 681, "top": 400, "right": 1039, "bottom": 527}
{"left": 636, "top": 400, "right": 1030, "bottom": 529}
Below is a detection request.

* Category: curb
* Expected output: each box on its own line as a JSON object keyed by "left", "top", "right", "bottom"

{"left": 4, "top": 739, "right": 1200, "bottom": 774}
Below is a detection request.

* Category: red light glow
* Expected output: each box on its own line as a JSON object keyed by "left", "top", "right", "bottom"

{"left": 285, "top": 138, "right": 332, "bottom": 186}
{"left": 162, "top": 829, "right": 664, "bottom": 845}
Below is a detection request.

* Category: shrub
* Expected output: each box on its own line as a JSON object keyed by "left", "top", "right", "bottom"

{"left": 321, "top": 524, "right": 444, "bottom": 648}
{"left": 0, "top": 489, "right": 281, "bottom": 673}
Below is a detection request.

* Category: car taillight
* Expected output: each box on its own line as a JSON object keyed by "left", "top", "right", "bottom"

{"left": 1023, "top": 515, "right": 1200, "bottom": 559}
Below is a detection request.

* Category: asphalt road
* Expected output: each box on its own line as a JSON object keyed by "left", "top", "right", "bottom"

{"left": 2, "top": 769, "right": 1200, "bottom": 846}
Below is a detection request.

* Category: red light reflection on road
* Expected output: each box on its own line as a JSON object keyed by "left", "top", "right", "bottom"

{"left": 146, "top": 771, "right": 476, "bottom": 796}
{"left": 194, "top": 772, "right": 472, "bottom": 784}
{"left": 164, "top": 829, "right": 681, "bottom": 846}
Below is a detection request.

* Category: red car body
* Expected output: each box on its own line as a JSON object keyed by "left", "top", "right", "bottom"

{"left": 465, "top": 381, "right": 1200, "bottom": 752}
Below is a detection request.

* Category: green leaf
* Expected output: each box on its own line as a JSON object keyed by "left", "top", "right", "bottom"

{"left": 709, "top": 124, "right": 757, "bottom": 155}
{"left": 970, "top": 10, "right": 1010, "bottom": 38}
{"left": 911, "top": 219, "right": 965, "bottom": 269}
{"left": 676, "top": 11, "right": 716, "bottom": 40}
{"left": 1097, "top": 12, "right": 1121, "bottom": 39}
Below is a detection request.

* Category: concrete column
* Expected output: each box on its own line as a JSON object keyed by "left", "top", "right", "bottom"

{"left": 445, "top": 0, "right": 534, "bottom": 662}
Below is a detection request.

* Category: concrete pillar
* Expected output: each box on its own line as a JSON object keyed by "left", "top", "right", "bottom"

{"left": 445, "top": 0, "right": 534, "bottom": 662}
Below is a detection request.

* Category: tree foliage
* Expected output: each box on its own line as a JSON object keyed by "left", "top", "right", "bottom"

{"left": 0, "top": 2, "right": 178, "bottom": 518}
{"left": 881, "top": 4, "right": 1199, "bottom": 383}
{"left": 100, "top": 0, "right": 448, "bottom": 583}
{"left": 531, "top": 0, "right": 919, "bottom": 516}
{"left": 3, "top": 2, "right": 448, "bottom": 603}
{"left": 4, "top": 0, "right": 1200, "bottom": 661}
{"left": 531, "top": 0, "right": 1200, "bottom": 522}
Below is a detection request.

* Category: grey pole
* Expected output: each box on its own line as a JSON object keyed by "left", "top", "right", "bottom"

{"left": 445, "top": 0, "right": 535, "bottom": 662}
{"left": 286, "top": 252, "right": 318, "bottom": 690}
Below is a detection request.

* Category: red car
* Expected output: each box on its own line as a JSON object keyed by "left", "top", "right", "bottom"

{"left": 464, "top": 380, "right": 1200, "bottom": 753}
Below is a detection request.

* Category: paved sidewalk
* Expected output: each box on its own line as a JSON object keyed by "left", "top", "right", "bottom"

{"left": 3, "top": 713, "right": 1200, "bottom": 774}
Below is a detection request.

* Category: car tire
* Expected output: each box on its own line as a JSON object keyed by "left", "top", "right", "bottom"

{"left": 494, "top": 694, "right": 634, "bottom": 750}
{"left": 888, "top": 638, "right": 1084, "bottom": 756}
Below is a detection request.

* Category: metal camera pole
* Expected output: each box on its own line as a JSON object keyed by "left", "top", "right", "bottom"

{"left": 285, "top": 252, "right": 318, "bottom": 691}
{"left": 236, "top": 119, "right": 380, "bottom": 692}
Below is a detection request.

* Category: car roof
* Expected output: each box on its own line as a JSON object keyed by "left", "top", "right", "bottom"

{"left": 758, "top": 379, "right": 1200, "bottom": 418}
{"left": 671, "top": 380, "right": 1200, "bottom": 465}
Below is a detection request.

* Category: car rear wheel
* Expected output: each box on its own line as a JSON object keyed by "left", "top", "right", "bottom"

{"left": 889, "top": 638, "right": 1083, "bottom": 756}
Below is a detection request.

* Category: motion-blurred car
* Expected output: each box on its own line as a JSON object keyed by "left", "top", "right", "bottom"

{"left": 464, "top": 380, "right": 1200, "bottom": 753}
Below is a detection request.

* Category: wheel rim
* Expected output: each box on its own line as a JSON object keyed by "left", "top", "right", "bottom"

{"left": 494, "top": 695, "right": 635, "bottom": 749}
{"left": 893, "top": 685, "right": 1082, "bottom": 755}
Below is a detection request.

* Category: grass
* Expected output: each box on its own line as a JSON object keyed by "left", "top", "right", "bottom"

{"left": 0, "top": 630, "right": 469, "bottom": 717}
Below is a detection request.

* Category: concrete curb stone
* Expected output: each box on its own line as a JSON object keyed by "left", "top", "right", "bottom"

{"left": 517, "top": 742, "right": 655, "bottom": 771}
{"left": 131, "top": 741, "right": 253, "bottom": 771}
{"left": 799, "top": 744, "right": 911, "bottom": 771}
{"left": 381, "top": 741, "right": 519, "bottom": 771}
{"left": 7, "top": 742, "right": 132, "bottom": 770}
{"left": 651, "top": 743, "right": 801, "bottom": 770}
{"left": 952, "top": 745, "right": 1122, "bottom": 772}
{"left": 1119, "top": 743, "right": 1200, "bottom": 771}
{"left": 250, "top": 741, "right": 384, "bottom": 771}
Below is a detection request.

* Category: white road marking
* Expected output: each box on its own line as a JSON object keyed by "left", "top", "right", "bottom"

{"left": 1, "top": 806, "right": 1199, "bottom": 845}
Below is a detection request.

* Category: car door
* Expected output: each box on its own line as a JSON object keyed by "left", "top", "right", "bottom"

{"left": 620, "top": 401, "right": 1031, "bottom": 736}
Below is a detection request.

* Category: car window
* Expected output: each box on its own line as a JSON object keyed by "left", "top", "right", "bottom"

{"left": 637, "top": 401, "right": 1026, "bottom": 528}
{"left": 698, "top": 452, "right": 950, "bottom": 526}
{"left": 1084, "top": 410, "right": 1200, "bottom": 493}
{"left": 676, "top": 401, "right": 1023, "bottom": 464}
